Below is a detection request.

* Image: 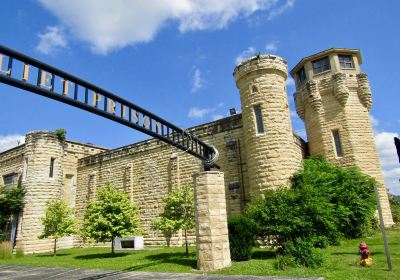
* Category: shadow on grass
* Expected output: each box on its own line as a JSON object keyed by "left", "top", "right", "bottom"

{"left": 145, "top": 252, "right": 196, "bottom": 269}
{"left": 36, "top": 253, "right": 72, "bottom": 257}
{"left": 75, "top": 252, "right": 129, "bottom": 260}
{"left": 331, "top": 252, "right": 383, "bottom": 255}
{"left": 251, "top": 250, "right": 276, "bottom": 260}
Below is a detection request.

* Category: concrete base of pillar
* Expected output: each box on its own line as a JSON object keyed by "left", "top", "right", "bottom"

{"left": 193, "top": 171, "right": 231, "bottom": 271}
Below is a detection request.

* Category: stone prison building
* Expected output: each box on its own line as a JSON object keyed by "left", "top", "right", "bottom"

{"left": 0, "top": 48, "right": 394, "bottom": 253}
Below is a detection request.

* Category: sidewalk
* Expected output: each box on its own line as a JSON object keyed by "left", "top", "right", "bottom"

{"left": 0, "top": 264, "right": 324, "bottom": 280}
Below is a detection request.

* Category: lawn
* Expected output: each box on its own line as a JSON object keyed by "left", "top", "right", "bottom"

{"left": 1, "top": 228, "right": 399, "bottom": 280}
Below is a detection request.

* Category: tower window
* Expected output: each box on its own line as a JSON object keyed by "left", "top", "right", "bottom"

{"left": 49, "top": 158, "right": 55, "bottom": 178}
{"left": 254, "top": 105, "right": 265, "bottom": 134}
{"left": 3, "top": 173, "right": 17, "bottom": 186}
{"left": 338, "top": 55, "right": 354, "bottom": 69}
{"left": 297, "top": 67, "right": 307, "bottom": 83}
{"left": 312, "top": 56, "right": 331, "bottom": 74}
{"left": 332, "top": 130, "right": 343, "bottom": 157}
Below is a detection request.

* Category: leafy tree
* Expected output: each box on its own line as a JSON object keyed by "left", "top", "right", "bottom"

{"left": 151, "top": 217, "right": 177, "bottom": 247}
{"left": 389, "top": 194, "right": 400, "bottom": 224}
{"left": 152, "top": 185, "right": 195, "bottom": 257}
{"left": 39, "top": 200, "right": 76, "bottom": 256}
{"left": 81, "top": 183, "right": 139, "bottom": 254}
{"left": 246, "top": 157, "right": 377, "bottom": 267}
{"left": 0, "top": 186, "right": 25, "bottom": 238}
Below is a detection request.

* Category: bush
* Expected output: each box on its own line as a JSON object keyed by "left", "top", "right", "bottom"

{"left": 15, "top": 245, "right": 24, "bottom": 258}
{"left": 280, "top": 238, "right": 324, "bottom": 268}
{"left": 0, "top": 241, "right": 12, "bottom": 260}
{"left": 228, "top": 215, "right": 256, "bottom": 261}
{"left": 389, "top": 194, "right": 400, "bottom": 225}
{"left": 245, "top": 157, "right": 377, "bottom": 268}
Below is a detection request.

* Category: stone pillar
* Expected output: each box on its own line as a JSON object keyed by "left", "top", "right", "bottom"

{"left": 193, "top": 171, "right": 231, "bottom": 271}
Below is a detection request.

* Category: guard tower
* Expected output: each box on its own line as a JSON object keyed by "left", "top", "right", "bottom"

{"left": 234, "top": 55, "right": 300, "bottom": 195}
{"left": 290, "top": 48, "right": 393, "bottom": 226}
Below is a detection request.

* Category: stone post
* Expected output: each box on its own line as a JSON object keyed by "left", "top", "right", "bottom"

{"left": 193, "top": 171, "right": 231, "bottom": 271}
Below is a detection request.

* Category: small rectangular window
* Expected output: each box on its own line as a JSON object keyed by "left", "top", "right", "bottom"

{"left": 338, "top": 55, "right": 354, "bottom": 69}
{"left": 312, "top": 56, "right": 331, "bottom": 74}
{"left": 3, "top": 174, "right": 17, "bottom": 186}
{"left": 49, "top": 158, "right": 55, "bottom": 178}
{"left": 332, "top": 130, "right": 343, "bottom": 157}
{"left": 254, "top": 105, "right": 264, "bottom": 134}
{"left": 23, "top": 158, "right": 28, "bottom": 180}
{"left": 297, "top": 67, "right": 307, "bottom": 83}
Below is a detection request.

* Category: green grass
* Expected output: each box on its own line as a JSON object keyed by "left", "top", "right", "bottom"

{"left": 1, "top": 228, "right": 399, "bottom": 280}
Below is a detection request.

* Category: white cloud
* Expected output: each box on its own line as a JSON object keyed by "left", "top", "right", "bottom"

{"left": 188, "top": 103, "right": 224, "bottom": 119}
{"left": 188, "top": 107, "right": 215, "bottom": 119}
{"left": 213, "top": 114, "right": 224, "bottom": 121}
{"left": 0, "top": 135, "right": 25, "bottom": 153}
{"left": 38, "top": 0, "right": 291, "bottom": 54}
{"left": 267, "top": 0, "right": 295, "bottom": 20}
{"left": 191, "top": 67, "right": 205, "bottom": 92}
{"left": 370, "top": 115, "right": 380, "bottom": 127}
{"left": 286, "top": 77, "right": 295, "bottom": 88}
{"left": 36, "top": 26, "right": 68, "bottom": 55}
{"left": 374, "top": 131, "right": 400, "bottom": 195}
{"left": 265, "top": 41, "right": 278, "bottom": 53}
{"left": 235, "top": 47, "right": 256, "bottom": 65}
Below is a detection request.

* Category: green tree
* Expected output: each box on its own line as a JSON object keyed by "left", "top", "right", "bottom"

{"left": 81, "top": 183, "right": 139, "bottom": 254}
{"left": 0, "top": 186, "right": 25, "bottom": 239}
{"left": 152, "top": 185, "right": 195, "bottom": 257}
{"left": 39, "top": 200, "right": 76, "bottom": 256}
{"left": 246, "top": 157, "right": 377, "bottom": 267}
{"left": 151, "top": 217, "right": 177, "bottom": 247}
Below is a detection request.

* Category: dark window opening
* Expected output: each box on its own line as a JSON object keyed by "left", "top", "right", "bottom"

{"left": 332, "top": 130, "right": 343, "bottom": 157}
{"left": 254, "top": 105, "right": 265, "bottom": 134}
{"left": 312, "top": 56, "right": 331, "bottom": 74}
{"left": 297, "top": 67, "right": 307, "bottom": 83}
{"left": 338, "top": 54, "right": 354, "bottom": 69}
{"left": 49, "top": 158, "right": 55, "bottom": 178}
{"left": 3, "top": 174, "right": 17, "bottom": 186}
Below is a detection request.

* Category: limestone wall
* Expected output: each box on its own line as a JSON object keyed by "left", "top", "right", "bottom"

{"left": 234, "top": 55, "right": 302, "bottom": 195}
{"left": 75, "top": 114, "right": 306, "bottom": 246}
{"left": 0, "top": 145, "right": 24, "bottom": 187}
{"left": 294, "top": 68, "right": 394, "bottom": 226}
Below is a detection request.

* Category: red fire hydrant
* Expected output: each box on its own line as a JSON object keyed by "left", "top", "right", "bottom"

{"left": 359, "top": 241, "right": 372, "bottom": 267}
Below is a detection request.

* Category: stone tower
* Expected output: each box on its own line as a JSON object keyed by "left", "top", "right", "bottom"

{"left": 18, "top": 131, "right": 65, "bottom": 252}
{"left": 234, "top": 55, "right": 300, "bottom": 195}
{"left": 290, "top": 48, "right": 393, "bottom": 226}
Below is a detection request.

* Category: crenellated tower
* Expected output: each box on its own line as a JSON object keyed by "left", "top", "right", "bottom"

{"left": 290, "top": 48, "right": 393, "bottom": 226}
{"left": 234, "top": 55, "right": 300, "bottom": 195}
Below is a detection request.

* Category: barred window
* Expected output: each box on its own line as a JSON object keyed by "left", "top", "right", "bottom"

{"left": 338, "top": 55, "right": 354, "bottom": 69}
{"left": 312, "top": 56, "right": 331, "bottom": 74}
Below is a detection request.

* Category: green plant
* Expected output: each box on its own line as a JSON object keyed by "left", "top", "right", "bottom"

{"left": 280, "top": 238, "right": 324, "bottom": 268}
{"left": 228, "top": 215, "right": 256, "bottom": 261}
{"left": 0, "top": 186, "right": 25, "bottom": 231}
{"left": 275, "top": 254, "right": 295, "bottom": 270}
{"left": 150, "top": 217, "right": 176, "bottom": 247}
{"left": 245, "top": 157, "right": 377, "bottom": 267}
{"left": 39, "top": 200, "right": 76, "bottom": 256}
{"left": 388, "top": 194, "right": 400, "bottom": 224}
{"left": 81, "top": 183, "right": 140, "bottom": 254}
{"left": 0, "top": 241, "right": 12, "bottom": 260}
{"left": 15, "top": 245, "right": 24, "bottom": 258}
{"left": 54, "top": 128, "right": 67, "bottom": 141}
{"left": 151, "top": 185, "right": 194, "bottom": 257}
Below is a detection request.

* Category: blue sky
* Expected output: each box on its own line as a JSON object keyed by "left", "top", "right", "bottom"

{"left": 0, "top": 0, "right": 399, "bottom": 194}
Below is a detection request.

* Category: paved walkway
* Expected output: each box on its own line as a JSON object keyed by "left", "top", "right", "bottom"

{"left": 0, "top": 265, "right": 323, "bottom": 280}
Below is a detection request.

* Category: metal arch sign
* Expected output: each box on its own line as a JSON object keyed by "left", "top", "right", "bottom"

{"left": 0, "top": 45, "right": 218, "bottom": 169}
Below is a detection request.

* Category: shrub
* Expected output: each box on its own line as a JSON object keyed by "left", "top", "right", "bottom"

{"left": 228, "top": 215, "right": 256, "bottom": 261}
{"left": 389, "top": 194, "right": 400, "bottom": 225}
{"left": 276, "top": 254, "right": 296, "bottom": 270}
{"left": 54, "top": 128, "right": 67, "bottom": 141}
{"left": 280, "top": 238, "right": 324, "bottom": 268}
{"left": 15, "top": 245, "right": 24, "bottom": 258}
{"left": 246, "top": 157, "right": 377, "bottom": 268}
{"left": 0, "top": 241, "right": 12, "bottom": 260}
